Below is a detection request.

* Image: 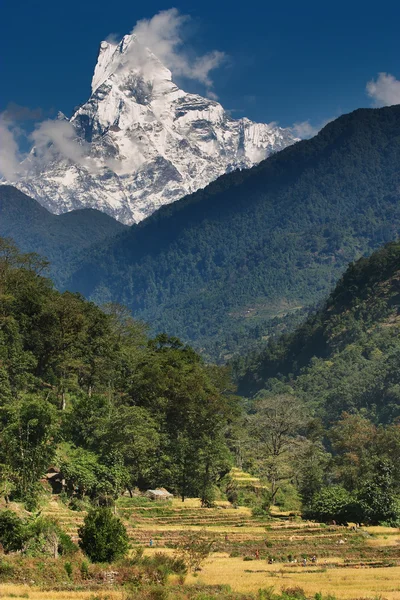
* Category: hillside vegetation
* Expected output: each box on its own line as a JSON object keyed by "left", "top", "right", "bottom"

{"left": 0, "top": 185, "right": 127, "bottom": 286}
{"left": 65, "top": 106, "right": 400, "bottom": 359}
{"left": 235, "top": 239, "right": 400, "bottom": 424}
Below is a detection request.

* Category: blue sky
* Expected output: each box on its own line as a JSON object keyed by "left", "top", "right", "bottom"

{"left": 1, "top": 0, "right": 400, "bottom": 132}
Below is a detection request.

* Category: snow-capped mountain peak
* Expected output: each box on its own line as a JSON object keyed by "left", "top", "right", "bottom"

{"left": 12, "top": 34, "right": 299, "bottom": 224}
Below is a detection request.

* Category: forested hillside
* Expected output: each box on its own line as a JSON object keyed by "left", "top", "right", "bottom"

{"left": 235, "top": 240, "right": 400, "bottom": 424}
{"left": 0, "top": 238, "right": 237, "bottom": 509}
{"left": 66, "top": 106, "right": 400, "bottom": 359}
{"left": 0, "top": 185, "right": 127, "bottom": 286}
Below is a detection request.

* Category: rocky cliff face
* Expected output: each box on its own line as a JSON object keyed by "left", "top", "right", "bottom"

{"left": 14, "top": 34, "right": 298, "bottom": 224}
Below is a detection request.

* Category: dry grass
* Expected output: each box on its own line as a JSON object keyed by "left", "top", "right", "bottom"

{"left": 6, "top": 492, "right": 400, "bottom": 599}
{"left": 367, "top": 536, "right": 400, "bottom": 547}
{"left": 0, "top": 584, "right": 123, "bottom": 600}
{"left": 134, "top": 524, "right": 267, "bottom": 533}
{"left": 186, "top": 554, "right": 400, "bottom": 599}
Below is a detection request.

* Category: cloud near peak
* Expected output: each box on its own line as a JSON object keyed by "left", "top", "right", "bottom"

{"left": 130, "top": 8, "right": 227, "bottom": 93}
{"left": 0, "top": 116, "right": 23, "bottom": 180}
{"left": 366, "top": 72, "right": 400, "bottom": 107}
{"left": 291, "top": 117, "right": 334, "bottom": 139}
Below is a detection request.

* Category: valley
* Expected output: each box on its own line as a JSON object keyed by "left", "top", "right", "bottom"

{"left": 2, "top": 9, "right": 400, "bottom": 599}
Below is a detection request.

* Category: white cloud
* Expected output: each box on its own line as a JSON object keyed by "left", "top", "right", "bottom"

{"left": 291, "top": 120, "right": 321, "bottom": 139}
{"left": 31, "top": 119, "right": 97, "bottom": 171}
{"left": 291, "top": 117, "right": 334, "bottom": 139}
{"left": 206, "top": 90, "right": 219, "bottom": 101}
{"left": 366, "top": 72, "right": 400, "bottom": 107}
{"left": 0, "top": 116, "right": 24, "bottom": 180}
{"left": 130, "top": 8, "right": 226, "bottom": 94}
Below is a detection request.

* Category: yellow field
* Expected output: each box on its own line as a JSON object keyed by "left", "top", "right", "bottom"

{"left": 3, "top": 475, "right": 400, "bottom": 599}
{"left": 185, "top": 554, "right": 400, "bottom": 599}
{"left": 0, "top": 586, "right": 123, "bottom": 600}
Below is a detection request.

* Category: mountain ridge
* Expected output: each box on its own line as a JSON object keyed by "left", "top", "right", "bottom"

{"left": 0, "top": 185, "right": 127, "bottom": 286}
{"left": 64, "top": 105, "right": 400, "bottom": 358}
{"left": 10, "top": 33, "right": 297, "bottom": 224}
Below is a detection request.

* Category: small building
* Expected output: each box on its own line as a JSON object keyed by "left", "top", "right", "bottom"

{"left": 146, "top": 488, "right": 173, "bottom": 501}
{"left": 45, "top": 467, "right": 65, "bottom": 494}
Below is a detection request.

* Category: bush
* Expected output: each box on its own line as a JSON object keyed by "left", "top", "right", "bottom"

{"left": 303, "top": 486, "right": 359, "bottom": 523}
{"left": 25, "top": 516, "right": 78, "bottom": 557}
{"left": 356, "top": 474, "right": 400, "bottom": 525}
{"left": 64, "top": 561, "right": 73, "bottom": 578}
{"left": 0, "top": 510, "right": 27, "bottom": 553}
{"left": 69, "top": 496, "right": 92, "bottom": 512}
{"left": 0, "top": 559, "right": 14, "bottom": 579}
{"left": 80, "top": 559, "right": 90, "bottom": 579}
{"left": 78, "top": 507, "right": 129, "bottom": 563}
{"left": 58, "top": 530, "right": 79, "bottom": 555}
{"left": 174, "top": 529, "right": 215, "bottom": 572}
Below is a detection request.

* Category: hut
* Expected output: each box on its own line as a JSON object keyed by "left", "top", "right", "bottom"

{"left": 146, "top": 488, "right": 173, "bottom": 501}
{"left": 45, "top": 467, "right": 65, "bottom": 494}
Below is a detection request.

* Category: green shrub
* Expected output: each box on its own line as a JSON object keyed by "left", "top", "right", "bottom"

{"left": 80, "top": 559, "right": 90, "bottom": 579}
{"left": 69, "top": 496, "right": 92, "bottom": 512}
{"left": 78, "top": 507, "right": 129, "bottom": 563}
{"left": 0, "top": 559, "right": 14, "bottom": 579}
{"left": 58, "top": 530, "right": 79, "bottom": 555}
{"left": 64, "top": 561, "right": 73, "bottom": 579}
{"left": 0, "top": 510, "right": 27, "bottom": 553}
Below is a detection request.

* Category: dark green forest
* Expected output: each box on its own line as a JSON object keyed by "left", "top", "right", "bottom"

{"left": 235, "top": 239, "right": 400, "bottom": 424}
{"left": 230, "top": 240, "right": 400, "bottom": 523}
{"left": 0, "top": 185, "right": 127, "bottom": 287}
{"left": 63, "top": 106, "right": 400, "bottom": 360}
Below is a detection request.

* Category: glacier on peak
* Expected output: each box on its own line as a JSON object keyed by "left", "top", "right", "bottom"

{"left": 12, "top": 33, "right": 299, "bottom": 224}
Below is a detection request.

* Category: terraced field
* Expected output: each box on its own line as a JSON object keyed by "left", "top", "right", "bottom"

{"left": 41, "top": 495, "right": 400, "bottom": 567}
{"left": 3, "top": 488, "right": 400, "bottom": 599}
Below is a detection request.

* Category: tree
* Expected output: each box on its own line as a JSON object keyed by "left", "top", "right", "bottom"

{"left": 78, "top": 507, "right": 129, "bottom": 562}
{"left": 25, "top": 515, "right": 77, "bottom": 558}
{"left": 330, "top": 412, "right": 376, "bottom": 490}
{"left": 356, "top": 460, "right": 400, "bottom": 525}
{"left": 0, "top": 397, "right": 58, "bottom": 506}
{"left": 293, "top": 438, "right": 331, "bottom": 507}
{"left": 175, "top": 529, "right": 215, "bottom": 572}
{"left": 129, "top": 335, "right": 237, "bottom": 501}
{"left": 249, "top": 394, "right": 306, "bottom": 506}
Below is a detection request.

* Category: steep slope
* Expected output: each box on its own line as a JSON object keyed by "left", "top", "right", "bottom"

{"left": 13, "top": 34, "right": 297, "bottom": 224}
{"left": 235, "top": 240, "right": 400, "bottom": 423}
{"left": 66, "top": 106, "right": 400, "bottom": 358}
{"left": 0, "top": 185, "right": 127, "bottom": 285}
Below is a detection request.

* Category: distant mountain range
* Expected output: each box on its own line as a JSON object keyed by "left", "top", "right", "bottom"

{"left": 9, "top": 33, "right": 297, "bottom": 224}
{"left": 2, "top": 106, "right": 400, "bottom": 360}
{"left": 0, "top": 185, "right": 126, "bottom": 286}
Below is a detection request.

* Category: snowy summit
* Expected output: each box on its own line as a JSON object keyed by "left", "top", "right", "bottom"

{"left": 13, "top": 34, "right": 298, "bottom": 224}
